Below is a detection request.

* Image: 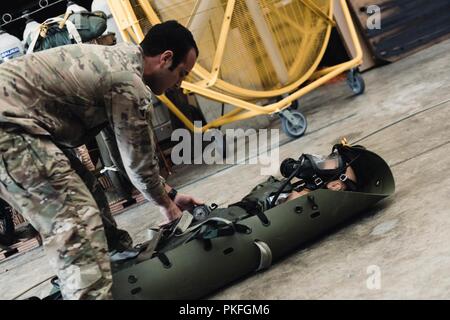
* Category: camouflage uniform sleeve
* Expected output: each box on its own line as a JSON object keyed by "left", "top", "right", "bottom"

{"left": 106, "top": 71, "right": 167, "bottom": 205}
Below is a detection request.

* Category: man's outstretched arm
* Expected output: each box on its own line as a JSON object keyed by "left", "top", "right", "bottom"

{"left": 107, "top": 72, "right": 182, "bottom": 221}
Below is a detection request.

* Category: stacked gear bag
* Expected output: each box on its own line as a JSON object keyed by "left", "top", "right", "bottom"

{"left": 24, "top": 10, "right": 107, "bottom": 53}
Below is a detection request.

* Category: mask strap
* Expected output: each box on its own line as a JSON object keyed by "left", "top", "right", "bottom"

{"left": 270, "top": 161, "right": 303, "bottom": 208}
{"left": 321, "top": 153, "right": 361, "bottom": 191}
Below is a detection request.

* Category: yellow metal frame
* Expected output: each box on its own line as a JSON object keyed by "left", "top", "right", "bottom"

{"left": 194, "top": 0, "right": 235, "bottom": 88}
{"left": 107, "top": 0, "right": 363, "bottom": 132}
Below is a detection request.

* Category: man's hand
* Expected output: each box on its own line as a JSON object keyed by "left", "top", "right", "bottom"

{"left": 173, "top": 193, "right": 204, "bottom": 212}
{"left": 159, "top": 201, "right": 183, "bottom": 222}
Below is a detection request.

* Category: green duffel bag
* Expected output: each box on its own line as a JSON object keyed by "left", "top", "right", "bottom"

{"left": 68, "top": 11, "right": 107, "bottom": 42}
{"left": 25, "top": 11, "right": 107, "bottom": 53}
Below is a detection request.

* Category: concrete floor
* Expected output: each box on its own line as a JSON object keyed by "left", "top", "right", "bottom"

{"left": 1, "top": 38, "right": 450, "bottom": 300}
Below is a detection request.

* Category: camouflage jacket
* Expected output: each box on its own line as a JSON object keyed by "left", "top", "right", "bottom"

{"left": 0, "top": 43, "right": 166, "bottom": 203}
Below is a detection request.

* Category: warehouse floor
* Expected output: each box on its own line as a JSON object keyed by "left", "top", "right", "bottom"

{"left": 1, "top": 38, "right": 450, "bottom": 300}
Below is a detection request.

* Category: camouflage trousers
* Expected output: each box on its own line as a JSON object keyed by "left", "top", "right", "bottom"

{"left": 0, "top": 126, "right": 116, "bottom": 300}
{"left": 61, "top": 147, "right": 133, "bottom": 253}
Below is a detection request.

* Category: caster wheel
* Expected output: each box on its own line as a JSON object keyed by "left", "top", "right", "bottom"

{"left": 347, "top": 68, "right": 365, "bottom": 95}
{"left": 280, "top": 110, "right": 307, "bottom": 138}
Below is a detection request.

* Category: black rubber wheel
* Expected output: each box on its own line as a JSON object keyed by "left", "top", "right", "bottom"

{"left": 280, "top": 110, "right": 307, "bottom": 138}
{"left": 0, "top": 200, "right": 15, "bottom": 246}
{"left": 347, "top": 70, "right": 365, "bottom": 95}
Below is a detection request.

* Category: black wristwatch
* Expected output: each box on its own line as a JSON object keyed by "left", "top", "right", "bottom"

{"left": 168, "top": 188, "right": 178, "bottom": 201}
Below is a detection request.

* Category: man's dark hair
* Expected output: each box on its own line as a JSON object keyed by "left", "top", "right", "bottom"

{"left": 140, "top": 20, "right": 199, "bottom": 71}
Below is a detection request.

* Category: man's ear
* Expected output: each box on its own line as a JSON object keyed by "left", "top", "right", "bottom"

{"left": 160, "top": 50, "right": 174, "bottom": 67}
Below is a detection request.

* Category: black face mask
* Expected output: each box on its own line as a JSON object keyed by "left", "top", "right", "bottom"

{"left": 281, "top": 152, "right": 344, "bottom": 177}
{"left": 269, "top": 144, "right": 363, "bottom": 208}
{"left": 280, "top": 152, "right": 355, "bottom": 191}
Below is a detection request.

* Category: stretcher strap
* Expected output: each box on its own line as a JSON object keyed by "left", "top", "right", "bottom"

{"left": 175, "top": 216, "right": 236, "bottom": 236}
{"left": 231, "top": 200, "right": 270, "bottom": 225}
{"left": 135, "top": 228, "right": 163, "bottom": 261}
{"left": 199, "top": 222, "right": 250, "bottom": 240}
{"left": 172, "top": 211, "right": 194, "bottom": 235}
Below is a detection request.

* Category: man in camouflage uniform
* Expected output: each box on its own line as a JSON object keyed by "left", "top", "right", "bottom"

{"left": 0, "top": 21, "right": 200, "bottom": 299}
